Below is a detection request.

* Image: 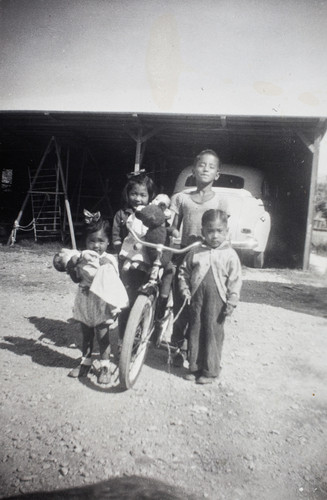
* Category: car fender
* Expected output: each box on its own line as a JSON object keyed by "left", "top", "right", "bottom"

{"left": 253, "top": 210, "right": 271, "bottom": 252}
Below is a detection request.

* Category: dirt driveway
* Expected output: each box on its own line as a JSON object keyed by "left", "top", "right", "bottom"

{"left": 0, "top": 244, "right": 327, "bottom": 500}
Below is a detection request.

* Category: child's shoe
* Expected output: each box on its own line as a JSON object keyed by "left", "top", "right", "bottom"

{"left": 122, "top": 260, "right": 132, "bottom": 272}
{"left": 172, "top": 349, "right": 187, "bottom": 368}
{"left": 196, "top": 375, "right": 214, "bottom": 385}
{"left": 97, "top": 363, "right": 111, "bottom": 385}
{"left": 183, "top": 371, "right": 199, "bottom": 381}
{"left": 68, "top": 359, "right": 91, "bottom": 378}
{"left": 105, "top": 316, "right": 119, "bottom": 329}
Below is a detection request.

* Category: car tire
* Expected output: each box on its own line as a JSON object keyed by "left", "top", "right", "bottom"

{"left": 253, "top": 251, "right": 264, "bottom": 268}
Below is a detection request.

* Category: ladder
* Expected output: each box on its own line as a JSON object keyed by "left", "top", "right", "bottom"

{"left": 28, "top": 157, "right": 63, "bottom": 241}
{"left": 8, "top": 137, "right": 76, "bottom": 247}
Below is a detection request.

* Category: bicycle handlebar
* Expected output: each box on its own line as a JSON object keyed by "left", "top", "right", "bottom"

{"left": 127, "top": 224, "right": 201, "bottom": 254}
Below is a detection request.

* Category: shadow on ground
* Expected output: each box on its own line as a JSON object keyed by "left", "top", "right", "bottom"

{"left": 144, "top": 345, "right": 188, "bottom": 380}
{"left": 2, "top": 474, "right": 198, "bottom": 500}
{"left": 1, "top": 317, "right": 129, "bottom": 392}
{"left": 28, "top": 316, "right": 81, "bottom": 347}
{"left": 0, "top": 336, "right": 76, "bottom": 368}
{"left": 242, "top": 281, "right": 327, "bottom": 318}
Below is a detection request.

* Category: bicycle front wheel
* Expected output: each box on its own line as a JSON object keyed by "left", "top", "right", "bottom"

{"left": 119, "top": 294, "right": 156, "bottom": 390}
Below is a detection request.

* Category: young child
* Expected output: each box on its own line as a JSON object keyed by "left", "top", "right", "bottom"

{"left": 112, "top": 171, "right": 157, "bottom": 338}
{"left": 54, "top": 248, "right": 107, "bottom": 288}
{"left": 54, "top": 210, "right": 129, "bottom": 384}
{"left": 178, "top": 209, "right": 242, "bottom": 384}
{"left": 170, "top": 149, "right": 230, "bottom": 363}
{"left": 112, "top": 171, "right": 156, "bottom": 255}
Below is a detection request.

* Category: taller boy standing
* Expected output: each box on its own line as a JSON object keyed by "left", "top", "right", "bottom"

{"left": 170, "top": 149, "right": 229, "bottom": 247}
{"left": 170, "top": 149, "right": 230, "bottom": 361}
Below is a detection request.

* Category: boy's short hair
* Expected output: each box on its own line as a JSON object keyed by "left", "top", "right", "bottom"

{"left": 194, "top": 149, "right": 220, "bottom": 169}
{"left": 202, "top": 209, "right": 228, "bottom": 227}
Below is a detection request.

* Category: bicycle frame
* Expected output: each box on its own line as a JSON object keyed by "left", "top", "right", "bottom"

{"left": 126, "top": 224, "right": 201, "bottom": 278}
{"left": 127, "top": 223, "right": 202, "bottom": 308}
{"left": 118, "top": 224, "right": 201, "bottom": 389}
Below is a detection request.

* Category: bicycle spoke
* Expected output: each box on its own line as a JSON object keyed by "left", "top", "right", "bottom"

{"left": 119, "top": 294, "right": 156, "bottom": 389}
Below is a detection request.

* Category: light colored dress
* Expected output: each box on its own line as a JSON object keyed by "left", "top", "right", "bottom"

{"left": 119, "top": 212, "right": 150, "bottom": 271}
{"left": 73, "top": 252, "right": 129, "bottom": 328}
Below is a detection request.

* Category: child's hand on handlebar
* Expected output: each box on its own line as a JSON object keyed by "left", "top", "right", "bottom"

{"left": 167, "top": 227, "right": 179, "bottom": 238}
{"left": 181, "top": 289, "right": 192, "bottom": 304}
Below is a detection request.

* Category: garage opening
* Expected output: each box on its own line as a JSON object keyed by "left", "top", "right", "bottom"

{"left": 1, "top": 112, "right": 325, "bottom": 269}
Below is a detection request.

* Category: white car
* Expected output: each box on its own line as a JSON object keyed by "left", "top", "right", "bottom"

{"left": 172, "top": 164, "right": 271, "bottom": 268}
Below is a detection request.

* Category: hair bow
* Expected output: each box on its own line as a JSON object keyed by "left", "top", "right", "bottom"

{"left": 83, "top": 209, "right": 101, "bottom": 224}
{"left": 126, "top": 169, "right": 147, "bottom": 180}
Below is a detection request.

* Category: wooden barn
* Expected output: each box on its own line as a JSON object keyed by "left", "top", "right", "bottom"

{"left": 1, "top": 0, "right": 327, "bottom": 268}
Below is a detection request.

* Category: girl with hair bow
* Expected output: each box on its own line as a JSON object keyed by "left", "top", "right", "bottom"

{"left": 53, "top": 210, "right": 129, "bottom": 385}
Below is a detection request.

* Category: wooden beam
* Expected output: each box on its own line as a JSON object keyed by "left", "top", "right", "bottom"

{"left": 54, "top": 138, "right": 76, "bottom": 249}
{"left": 296, "top": 131, "right": 314, "bottom": 153}
{"left": 141, "top": 125, "right": 166, "bottom": 142}
{"left": 62, "top": 146, "right": 70, "bottom": 236}
{"left": 134, "top": 131, "right": 142, "bottom": 172}
{"left": 126, "top": 121, "right": 168, "bottom": 172}
{"left": 125, "top": 127, "right": 138, "bottom": 142}
{"left": 303, "top": 132, "right": 321, "bottom": 270}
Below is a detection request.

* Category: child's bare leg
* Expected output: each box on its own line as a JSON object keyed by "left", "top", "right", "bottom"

{"left": 95, "top": 323, "right": 111, "bottom": 384}
{"left": 68, "top": 323, "right": 94, "bottom": 378}
{"left": 81, "top": 324, "right": 94, "bottom": 360}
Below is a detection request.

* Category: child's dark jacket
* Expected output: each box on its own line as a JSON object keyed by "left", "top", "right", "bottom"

{"left": 112, "top": 208, "right": 134, "bottom": 249}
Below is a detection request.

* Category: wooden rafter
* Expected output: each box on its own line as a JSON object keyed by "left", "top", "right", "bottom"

{"left": 296, "top": 131, "right": 314, "bottom": 153}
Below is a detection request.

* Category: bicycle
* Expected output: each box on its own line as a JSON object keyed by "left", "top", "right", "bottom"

{"left": 118, "top": 225, "right": 200, "bottom": 390}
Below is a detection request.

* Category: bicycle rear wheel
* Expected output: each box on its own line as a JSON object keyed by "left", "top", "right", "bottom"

{"left": 119, "top": 294, "right": 156, "bottom": 390}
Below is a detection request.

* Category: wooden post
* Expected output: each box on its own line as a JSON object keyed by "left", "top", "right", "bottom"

{"left": 76, "top": 149, "right": 86, "bottom": 222}
{"left": 54, "top": 144, "right": 61, "bottom": 231}
{"left": 62, "top": 146, "right": 70, "bottom": 236}
{"left": 127, "top": 122, "right": 166, "bottom": 173}
{"left": 134, "top": 128, "right": 142, "bottom": 172}
{"left": 303, "top": 132, "right": 321, "bottom": 270}
{"left": 54, "top": 139, "right": 76, "bottom": 249}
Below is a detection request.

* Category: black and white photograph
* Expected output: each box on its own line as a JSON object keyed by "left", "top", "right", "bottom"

{"left": 1, "top": 1, "right": 327, "bottom": 499}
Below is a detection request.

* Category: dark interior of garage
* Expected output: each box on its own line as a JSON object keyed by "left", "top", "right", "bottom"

{"left": 1, "top": 112, "right": 325, "bottom": 268}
